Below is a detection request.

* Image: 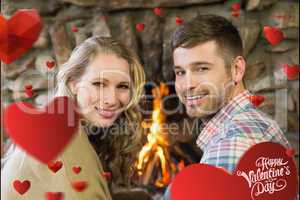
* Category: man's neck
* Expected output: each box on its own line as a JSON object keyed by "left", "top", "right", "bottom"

{"left": 229, "top": 82, "right": 246, "bottom": 102}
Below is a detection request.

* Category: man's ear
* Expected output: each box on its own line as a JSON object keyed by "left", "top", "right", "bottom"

{"left": 68, "top": 79, "right": 78, "bottom": 95}
{"left": 231, "top": 56, "right": 246, "bottom": 83}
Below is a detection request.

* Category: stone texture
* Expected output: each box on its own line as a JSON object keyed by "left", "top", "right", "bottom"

{"left": 265, "top": 40, "right": 298, "bottom": 53}
{"left": 260, "top": 1, "right": 299, "bottom": 29}
{"left": 234, "top": 18, "right": 261, "bottom": 56}
{"left": 244, "top": 43, "right": 269, "bottom": 84}
{"left": 55, "top": 5, "right": 94, "bottom": 22}
{"left": 33, "top": 25, "right": 50, "bottom": 49}
{"left": 60, "top": 0, "right": 223, "bottom": 9}
{"left": 35, "top": 51, "right": 57, "bottom": 75}
{"left": 111, "top": 13, "right": 138, "bottom": 54}
{"left": 1, "top": 0, "right": 60, "bottom": 16}
{"left": 91, "top": 15, "right": 111, "bottom": 37}
{"left": 246, "top": 0, "right": 278, "bottom": 11}
{"left": 13, "top": 70, "right": 50, "bottom": 91}
{"left": 138, "top": 11, "right": 163, "bottom": 82}
{"left": 35, "top": 91, "right": 53, "bottom": 107}
{"left": 49, "top": 23, "right": 72, "bottom": 66}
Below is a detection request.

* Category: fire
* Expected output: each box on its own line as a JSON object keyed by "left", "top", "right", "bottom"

{"left": 136, "top": 83, "right": 184, "bottom": 188}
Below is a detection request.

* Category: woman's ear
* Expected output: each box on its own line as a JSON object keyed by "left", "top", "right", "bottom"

{"left": 68, "top": 80, "right": 78, "bottom": 95}
{"left": 231, "top": 56, "right": 246, "bottom": 84}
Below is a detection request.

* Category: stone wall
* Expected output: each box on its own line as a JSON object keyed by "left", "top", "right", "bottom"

{"left": 1, "top": 0, "right": 299, "bottom": 159}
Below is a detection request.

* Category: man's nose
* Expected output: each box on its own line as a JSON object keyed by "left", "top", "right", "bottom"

{"left": 183, "top": 72, "right": 198, "bottom": 91}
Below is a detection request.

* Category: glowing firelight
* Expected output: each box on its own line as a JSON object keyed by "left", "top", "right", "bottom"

{"left": 136, "top": 83, "right": 184, "bottom": 187}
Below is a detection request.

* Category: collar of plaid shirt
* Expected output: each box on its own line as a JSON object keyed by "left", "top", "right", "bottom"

{"left": 196, "top": 90, "right": 252, "bottom": 150}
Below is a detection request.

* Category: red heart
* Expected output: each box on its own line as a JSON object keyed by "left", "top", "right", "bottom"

{"left": 4, "top": 96, "right": 80, "bottom": 164}
{"left": 25, "top": 88, "right": 34, "bottom": 98}
{"left": 175, "top": 16, "right": 184, "bottom": 25}
{"left": 248, "top": 95, "right": 265, "bottom": 107}
{"left": 231, "top": 2, "right": 241, "bottom": 11}
{"left": 72, "top": 166, "right": 82, "bottom": 174}
{"left": 283, "top": 64, "right": 300, "bottom": 80}
{"left": 100, "top": 15, "right": 108, "bottom": 21}
{"left": 286, "top": 148, "right": 295, "bottom": 157}
{"left": 153, "top": 7, "right": 163, "bottom": 17}
{"left": 263, "top": 26, "right": 284, "bottom": 45}
{"left": 172, "top": 142, "right": 299, "bottom": 200}
{"left": 101, "top": 171, "right": 112, "bottom": 178}
{"left": 231, "top": 11, "right": 240, "bottom": 17}
{"left": 234, "top": 142, "right": 298, "bottom": 200}
{"left": 135, "top": 23, "right": 145, "bottom": 32}
{"left": 71, "top": 181, "right": 88, "bottom": 192}
{"left": 24, "top": 84, "right": 33, "bottom": 91}
{"left": 172, "top": 164, "right": 248, "bottom": 200}
{"left": 48, "top": 160, "right": 63, "bottom": 173}
{"left": 13, "top": 180, "right": 31, "bottom": 195}
{"left": 45, "top": 192, "right": 64, "bottom": 200}
{"left": 0, "top": 9, "right": 43, "bottom": 64}
{"left": 46, "top": 60, "right": 56, "bottom": 69}
{"left": 71, "top": 25, "right": 78, "bottom": 33}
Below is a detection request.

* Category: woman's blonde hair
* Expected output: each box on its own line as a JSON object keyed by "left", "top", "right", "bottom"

{"left": 55, "top": 36, "right": 145, "bottom": 186}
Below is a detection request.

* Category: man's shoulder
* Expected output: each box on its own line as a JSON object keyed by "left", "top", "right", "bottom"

{"left": 222, "top": 107, "right": 283, "bottom": 141}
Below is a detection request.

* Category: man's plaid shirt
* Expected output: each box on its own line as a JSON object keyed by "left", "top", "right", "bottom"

{"left": 196, "top": 90, "right": 291, "bottom": 173}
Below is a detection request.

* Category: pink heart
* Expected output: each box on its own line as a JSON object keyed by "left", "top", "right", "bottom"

{"left": 4, "top": 96, "right": 80, "bottom": 164}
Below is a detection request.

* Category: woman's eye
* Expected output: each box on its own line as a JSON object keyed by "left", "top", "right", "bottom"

{"left": 92, "top": 82, "right": 104, "bottom": 87}
{"left": 117, "top": 84, "right": 129, "bottom": 89}
{"left": 175, "top": 71, "right": 185, "bottom": 76}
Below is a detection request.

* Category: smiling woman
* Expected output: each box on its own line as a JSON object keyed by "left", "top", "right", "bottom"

{"left": 1, "top": 36, "right": 146, "bottom": 200}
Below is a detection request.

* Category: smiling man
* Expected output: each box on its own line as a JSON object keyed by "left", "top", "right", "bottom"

{"left": 164, "top": 14, "right": 290, "bottom": 199}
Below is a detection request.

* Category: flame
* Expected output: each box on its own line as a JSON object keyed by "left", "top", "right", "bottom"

{"left": 136, "top": 83, "right": 177, "bottom": 187}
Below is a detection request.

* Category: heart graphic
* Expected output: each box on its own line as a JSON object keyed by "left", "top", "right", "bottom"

{"left": 100, "top": 15, "right": 108, "bottom": 21}
{"left": 48, "top": 160, "right": 63, "bottom": 173}
{"left": 285, "top": 148, "right": 295, "bottom": 158}
{"left": 231, "top": 11, "right": 240, "bottom": 17}
{"left": 135, "top": 23, "right": 145, "bottom": 32}
{"left": 25, "top": 88, "right": 34, "bottom": 98}
{"left": 153, "top": 7, "right": 163, "bottom": 17}
{"left": 13, "top": 180, "right": 31, "bottom": 195}
{"left": 263, "top": 26, "right": 284, "bottom": 45}
{"left": 46, "top": 60, "right": 56, "bottom": 69}
{"left": 72, "top": 166, "right": 82, "bottom": 174}
{"left": 4, "top": 96, "right": 80, "bottom": 164}
{"left": 248, "top": 95, "right": 265, "bottom": 107}
{"left": 0, "top": 9, "right": 43, "bottom": 64}
{"left": 283, "top": 64, "right": 300, "bottom": 80}
{"left": 172, "top": 142, "right": 298, "bottom": 200}
{"left": 231, "top": 3, "right": 241, "bottom": 11}
{"left": 71, "top": 25, "right": 78, "bottom": 33}
{"left": 45, "top": 192, "right": 64, "bottom": 200}
{"left": 175, "top": 16, "right": 184, "bottom": 25}
{"left": 101, "top": 171, "right": 112, "bottom": 179}
{"left": 71, "top": 181, "right": 88, "bottom": 192}
{"left": 24, "top": 84, "right": 33, "bottom": 90}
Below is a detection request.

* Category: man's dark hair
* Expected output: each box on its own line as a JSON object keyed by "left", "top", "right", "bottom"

{"left": 171, "top": 14, "right": 243, "bottom": 69}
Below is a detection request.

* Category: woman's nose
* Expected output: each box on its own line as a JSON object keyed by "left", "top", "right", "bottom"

{"left": 102, "top": 87, "right": 118, "bottom": 106}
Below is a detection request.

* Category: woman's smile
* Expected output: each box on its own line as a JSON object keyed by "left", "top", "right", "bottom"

{"left": 95, "top": 106, "right": 117, "bottom": 119}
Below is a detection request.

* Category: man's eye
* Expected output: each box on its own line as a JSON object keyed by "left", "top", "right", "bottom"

{"left": 175, "top": 71, "right": 185, "bottom": 76}
{"left": 197, "top": 67, "right": 208, "bottom": 72}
